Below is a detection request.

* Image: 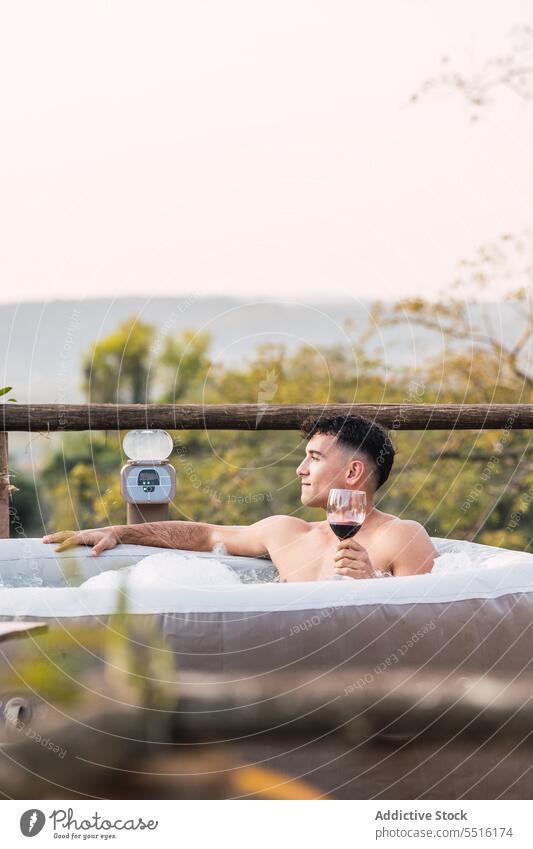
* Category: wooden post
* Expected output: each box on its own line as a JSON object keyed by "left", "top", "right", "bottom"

{"left": 0, "top": 432, "right": 9, "bottom": 539}
{"left": 126, "top": 502, "right": 170, "bottom": 524}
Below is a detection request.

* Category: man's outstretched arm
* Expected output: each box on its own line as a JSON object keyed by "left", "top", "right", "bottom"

{"left": 42, "top": 517, "right": 277, "bottom": 558}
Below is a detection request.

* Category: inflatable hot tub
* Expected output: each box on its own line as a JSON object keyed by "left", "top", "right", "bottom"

{"left": 1, "top": 536, "right": 533, "bottom": 677}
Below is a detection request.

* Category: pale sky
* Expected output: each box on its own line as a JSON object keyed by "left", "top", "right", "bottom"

{"left": 1, "top": 0, "right": 532, "bottom": 303}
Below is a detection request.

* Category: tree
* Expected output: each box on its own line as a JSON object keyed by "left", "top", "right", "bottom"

{"left": 156, "top": 329, "right": 212, "bottom": 404}
{"left": 82, "top": 317, "right": 155, "bottom": 403}
{"left": 367, "top": 233, "right": 533, "bottom": 548}
{"left": 394, "top": 21, "right": 533, "bottom": 548}
{"left": 410, "top": 24, "right": 533, "bottom": 120}
{"left": 41, "top": 431, "right": 126, "bottom": 529}
{"left": 39, "top": 279, "right": 533, "bottom": 549}
{"left": 41, "top": 320, "right": 398, "bottom": 530}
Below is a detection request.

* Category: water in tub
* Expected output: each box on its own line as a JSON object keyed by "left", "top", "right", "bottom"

{"left": 81, "top": 553, "right": 245, "bottom": 590}
{"left": 81, "top": 542, "right": 278, "bottom": 590}
{"left": 2, "top": 538, "right": 531, "bottom": 590}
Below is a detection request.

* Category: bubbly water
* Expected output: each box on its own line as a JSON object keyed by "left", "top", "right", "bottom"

{"left": 431, "top": 551, "right": 478, "bottom": 574}
{"left": 79, "top": 549, "right": 533, "bottom": 589}
{"left": 80, "top": 552, "right": 243, "bottom": 590}
{"left": 431, "top": 547, "right": 533, "bottom": 574}
{"left": 0, "top": 552, "right": 277, "bottom": 588}
{"left": 2, "top": 539, "right": 531, "bottom": 590}
{"left": 0, "top": 568, "right": 43, "bottom": 588}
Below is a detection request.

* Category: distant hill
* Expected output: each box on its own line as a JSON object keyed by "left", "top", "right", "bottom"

{"left": 0, "top": 295, "right": 460, "bottom": 405}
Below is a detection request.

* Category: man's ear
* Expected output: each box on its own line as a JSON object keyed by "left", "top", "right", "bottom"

{"left": 346, "top": 458, "right": 365, "bottom": 485}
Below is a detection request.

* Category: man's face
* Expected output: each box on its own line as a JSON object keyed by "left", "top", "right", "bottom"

{"left": 296, "top": 433, "right": 367, "bottom": 509}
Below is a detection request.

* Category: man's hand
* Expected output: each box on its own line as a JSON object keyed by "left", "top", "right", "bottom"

{"left": 333, "top": 538, "right": 379, "bottom": 579}
{"left": 42, "top": 529, "right": 121, "bottom": 557}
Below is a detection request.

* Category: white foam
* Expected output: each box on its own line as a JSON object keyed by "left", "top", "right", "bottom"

{"left": 432, "top": 551, "right": 477, "bottom": 574}
{"left": 432, "top": 546, "right": 533, "bottom": 574}
{"left": 80, "top": 552, "right": 241, "bottom": 591}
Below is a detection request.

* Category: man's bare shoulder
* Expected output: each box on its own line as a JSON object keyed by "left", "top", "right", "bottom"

{"left": 256, "top": 514, "right": 313, "bottom": 542}
{"left": 372, "top": 516, "right": 437, "bottom": 576}
{"left": 376, "top": 515, "right": 428, "bottom": 532}
{"left": 373, "top": 514, "right": 433, "bottom": 543}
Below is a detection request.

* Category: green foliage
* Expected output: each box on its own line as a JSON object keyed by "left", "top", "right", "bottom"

{"left": 41, "top": 432, "right": 127, "bottom": 529}
{"left": 0, "top": 385, "right": 17, "bottom": 402}
{"left": 0, "top": 623, "right": 106, "bottom": 705}
{"left": 157, "top": 329, "right": 212, "bottom": 403}
{"left": 33, "top": 264, "right": 533, "bottom": 550}
{"left": 8, "top": 472, "right": 42, "bottom": 537}
{"left": 367, "top": 235, "right": 533, "bottom": 548}
{"left": 82, "top": 317, "right": 155, "bottom": 403}
{"left": 106, "top": 584, "right": 177, "bottom": 708}
{"left": 1, "top": 589, "right": 177, "bottom": 710}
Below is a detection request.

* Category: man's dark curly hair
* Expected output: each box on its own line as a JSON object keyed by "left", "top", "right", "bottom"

{"left": 301, "top": 415, "right": 395, "bottom": 490}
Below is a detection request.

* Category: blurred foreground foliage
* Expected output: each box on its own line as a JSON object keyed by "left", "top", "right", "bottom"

{"left": 1, "top": 580, "right": 177, "bottom": 713}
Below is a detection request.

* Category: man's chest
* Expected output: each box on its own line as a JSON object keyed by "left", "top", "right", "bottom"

{"left": 269, "top": 530, "right": 392, "bottom": 582}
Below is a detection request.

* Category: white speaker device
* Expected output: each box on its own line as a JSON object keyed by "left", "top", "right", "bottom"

{"left": 120, "top": 429, "right": 176, "bottom": 523}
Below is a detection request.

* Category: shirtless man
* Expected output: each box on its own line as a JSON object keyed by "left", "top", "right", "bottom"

{"left": 42, "top": 415, "right": 437, "bottom": 581}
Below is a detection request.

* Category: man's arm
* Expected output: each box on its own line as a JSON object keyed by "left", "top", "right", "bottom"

{"left": 390, "top": 521, "right": 437, "bottom": 577}
{"left": 42, "top": 517, "right": 279, "bottom": 558}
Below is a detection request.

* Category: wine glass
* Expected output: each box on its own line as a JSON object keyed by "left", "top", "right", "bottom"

{"left": 327, "top": 489, "right": 366, "bottom": 540}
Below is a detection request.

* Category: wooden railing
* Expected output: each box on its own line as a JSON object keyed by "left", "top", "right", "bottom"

{"left": 2, "top": 403, "right": 533, "bottom": 431}
{"left": 1, "top": 402, "right": 532, "bottom": 537}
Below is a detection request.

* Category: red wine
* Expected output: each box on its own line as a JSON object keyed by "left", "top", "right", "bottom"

{"left": 329, "top": 522, "right": 362, "bottom": 540}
